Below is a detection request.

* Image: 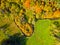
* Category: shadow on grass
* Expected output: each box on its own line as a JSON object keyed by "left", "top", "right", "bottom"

{"left": 1, "top": 33, "right": 28, "bottom": 45}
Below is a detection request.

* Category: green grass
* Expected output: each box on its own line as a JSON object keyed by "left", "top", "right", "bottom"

{"left": 0, "top": 15, "right": 59, "bottom": 45}
{"left": 26, "top": 19, "right": 56, "bottom": 45}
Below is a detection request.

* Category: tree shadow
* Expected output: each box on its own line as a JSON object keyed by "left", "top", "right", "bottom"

{"left": 1, "top": 33, "right": 28, "bottom": 45}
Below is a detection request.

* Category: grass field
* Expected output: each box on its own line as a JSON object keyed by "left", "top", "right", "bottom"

{"left": 26, "top": 20, "right": 56, "bottom": 45}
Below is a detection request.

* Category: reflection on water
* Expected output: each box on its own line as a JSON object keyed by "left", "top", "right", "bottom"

{"left": 1, "top": 33, "right": 28, "bottom": 45}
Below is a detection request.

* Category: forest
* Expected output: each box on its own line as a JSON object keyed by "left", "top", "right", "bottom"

{"left": 0, "top": 0, "right": 60, "bottom": 45}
